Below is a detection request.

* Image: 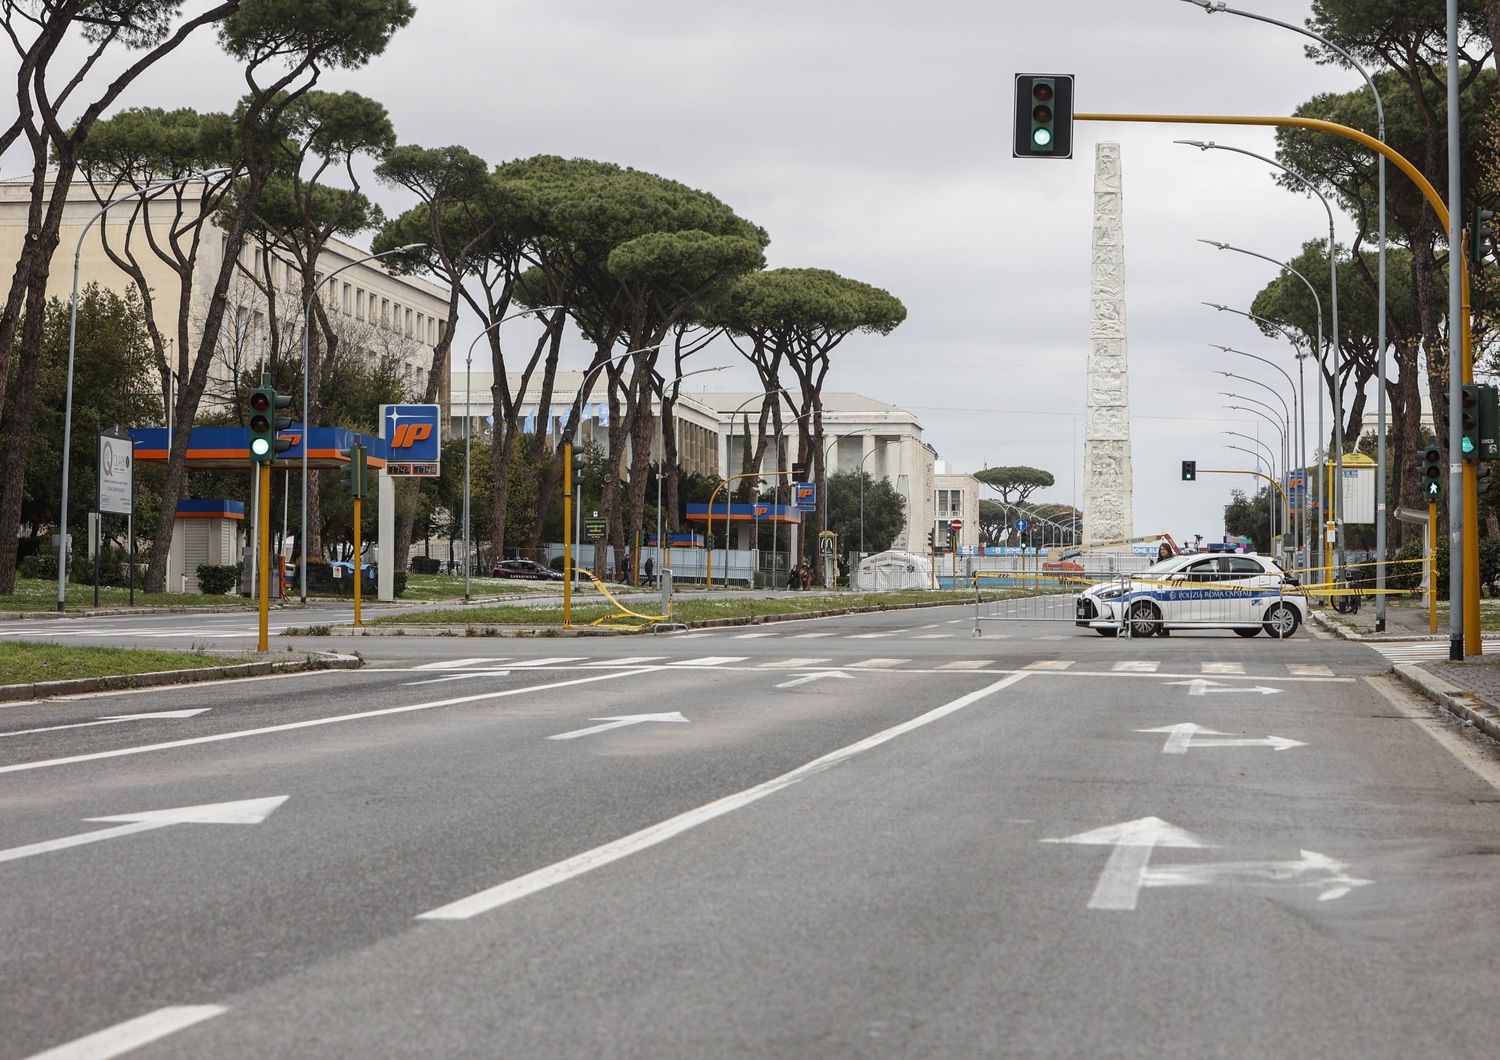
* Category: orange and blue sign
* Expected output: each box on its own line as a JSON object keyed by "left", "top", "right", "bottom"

{"left": 794, "top": 482, "right": 816, "bottom": 511}
{"left": 381, "top": 403, "right": 441, "bottom": 477}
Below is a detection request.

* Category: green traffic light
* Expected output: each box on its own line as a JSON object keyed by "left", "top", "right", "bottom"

{"left": 1462, "top": 436, "right": 1475, "bottom": 454}
{"left": 1033, "top": 127, "right": 1052, "bottom": 147}
{"left": 250, "top": 438, "right": 271, "bottom": 458}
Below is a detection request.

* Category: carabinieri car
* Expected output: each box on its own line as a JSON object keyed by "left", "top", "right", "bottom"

{"left": 1074, "top": 552, "right": 1306, "bottom": 638}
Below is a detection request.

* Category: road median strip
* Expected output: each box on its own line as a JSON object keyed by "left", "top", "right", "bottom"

{"left": 0, "top": 650, "right": 361, "bottom": 703}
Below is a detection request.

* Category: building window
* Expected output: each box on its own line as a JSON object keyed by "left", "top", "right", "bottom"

{"left": 342, "top": 282, "right": 351, "bottom": 314}
{"left": 428, "top": 318, "right": 437, "bottom": 344}
{"left": 937, "top": 489, "right": 964, "bottom": 519}
{"left": 381, "top": 298, "right": 390, "bottom": 327}
{"left": 404, "top": 308, "right": 413, "bottom": 336}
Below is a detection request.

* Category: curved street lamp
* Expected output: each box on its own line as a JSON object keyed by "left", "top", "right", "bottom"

{"left": 299, "top": 242, "right": 426, "bottom": 603}
{"left": 460, "top": 305, "right": 564, "bottom": 601}
{"left": 56, "top": 168, "right": 232, "bottom": 612}
{"left": 1179, "top": 0, "right": 1391, "bottom": 628}
{"left": 1199, "top": 239, "right": 1343, "bottom": 572}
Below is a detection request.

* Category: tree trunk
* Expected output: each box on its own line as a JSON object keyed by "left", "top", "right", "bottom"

{"left": 662, "top": 394, "right": 681, "bottom": 534}
{"left": 488, "top": 419, "right": 521, "bottom": 561}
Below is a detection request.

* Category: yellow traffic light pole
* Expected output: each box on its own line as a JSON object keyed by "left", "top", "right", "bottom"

{"left": 1078, "top": 111, "right": 1479, "bottom": 654}
{"left": 257, "top": 462, "right": 270, "bottom": 653}
{"left": 563, "top": 442, "right": 574, "bottom": 628}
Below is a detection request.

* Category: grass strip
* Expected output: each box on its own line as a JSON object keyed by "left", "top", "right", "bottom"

{"left": 0, "top": 641, "right": 244, "bottom": 684}
{"left": 0, "top": 578, "right": 252, "bottom": 613}
{"left": 373, "top": 589, "right": 1017, "bottom": 628}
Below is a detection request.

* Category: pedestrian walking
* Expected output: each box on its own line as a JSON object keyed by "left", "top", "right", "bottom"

{"left": 644, "top": 555, "right": 655, "bottom": 584}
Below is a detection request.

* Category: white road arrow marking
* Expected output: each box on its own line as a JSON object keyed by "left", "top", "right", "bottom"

{"left": 0, "top": 796, "right": 287, "bottom": 866}
{"left": 548, "top": 712, "right": 689, "bottom": 741}
{"left": 0, "top": 708, "right": 210, "bottom": 739}
{"left": 1137, "top": 723, "right": 1306, "bottom": 754}
{"left": 1163, "top": 679, "right": 1281, "bottom": 696}
{"left": 1041, "top": 816, "right": 1214, "bottom": 910}
{"left": 1142, "top": 849, "right": 1372, "bottom": 902}
{"left": 775, "top": 671, "right": 854, "bottom": 689}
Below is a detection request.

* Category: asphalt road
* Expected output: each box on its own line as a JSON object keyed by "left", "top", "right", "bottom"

{"left": 2, "top": 604, "right": 1498, "bottom": 1058}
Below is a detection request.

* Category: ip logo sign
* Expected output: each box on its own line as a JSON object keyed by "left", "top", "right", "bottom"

{"left": 381, "top": 404, "right": 441, "bottom": 458}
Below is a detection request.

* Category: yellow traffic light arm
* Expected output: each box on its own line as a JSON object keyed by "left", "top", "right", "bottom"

{"left": 1075, "top": 113, "right": 1448, "bottom": 229}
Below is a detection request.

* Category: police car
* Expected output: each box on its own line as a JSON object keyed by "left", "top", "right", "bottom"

{"left": 1074, "top": 553, "right": 1305, "bottom": 638}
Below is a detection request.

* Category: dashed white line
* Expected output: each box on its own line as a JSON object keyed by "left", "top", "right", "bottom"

{"left": 668, "top": 656, "right": 749, "bottom": 667}
{"left": 1025, "top": 660, "right": 1075, "bottom": 671}
{"left": 759, "top": 658, "right": 832, "bottom": 669}
{"left": 1287, "top": 663, "right": 1334, "bottom": 676}
{"left": 25, "top": 1004, "right": 228, "bottom": 1060}
{"left": 849, "top": 658, "right": 907, "bottom": 669}
{"left": 1111, "top": 661, "right": 1160, "bottom": 673}
{"left": 1202, "top": 661, "right": 1246, "bottom": 675}
{"left": 938, "top": 660, "right": 992, "bottom": 670}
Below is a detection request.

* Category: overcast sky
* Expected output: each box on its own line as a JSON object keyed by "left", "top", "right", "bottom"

{"left": 17, "top": 0, "right": 1375, "bottom": 541}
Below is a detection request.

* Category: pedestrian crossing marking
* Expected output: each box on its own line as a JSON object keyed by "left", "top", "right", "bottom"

{"left": 412, "top": 657, "right": 506, "bottom": 670}
{"left": 1201, "top": 662, "right": 1246, "bottom": 675}
{"left": 1286, "top": 663, "right": 1334, "bottom": 676}
{"left": 1025, "top": 660, "right": 1075, "bottom": 671}
{"left": 582, "top": 657, "right": 665, "bottom": 667}
{"left": 732, "top": 632, "right": 778, "bottom": 639}
{"left": 914, "top": 634, "right": 953, "bottom": 640}
{"left": 669, "top": 656, "right": 749, "bottom": 667}
{"left": 791, "top": 632, "right": 837, "bottom": 639}
{"left": 850, "top": 631, "right": 901, "bottom": 639}
{"left": 760, "top": 658, "right": 832, "bottom": 669}
{"left": 1112, "top": 661, "right": 1160, "bottom": 673}
{"left": 850, "top": 658, "right": 907, "bottom": 669}
{"left": 938, "top": 660, "right": 992, "bottom": 670}
{"left": 1368, "top": 642, "right": 1451, "bottom": 663}
{"left": 507, "top": 657, "right": 584, "bottom": 668}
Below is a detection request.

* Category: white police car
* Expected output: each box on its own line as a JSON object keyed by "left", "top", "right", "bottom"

{"left": 1074, "top": 553, "right": 1305, "bottom": 638}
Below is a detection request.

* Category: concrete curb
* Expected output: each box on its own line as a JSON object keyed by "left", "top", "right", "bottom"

{"left": 315, "top": 596, "right": 986, "bottom": 638}
{"left": 1310, "top": 611, "right": 1500, "bottom": 644}
{"left": 0, "top": 652, "right": 361, "bottom": 703}
{"left": 1392, "top": 662, "right": 1500, "bottom": 743}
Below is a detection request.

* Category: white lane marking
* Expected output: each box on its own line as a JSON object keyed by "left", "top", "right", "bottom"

{"left": 947, "top": 620, "right": 967, "bottom": 625}
{"left": 0, "top": 669, "right": 655, "bottom": 776}
{"left": 918, "top": 624, "right": 943, "bottom": 629}
{"left": 548, "top": 712, "right": 689, "bottom": 741}
{"left": 1038, "top": 636, "right": 1066, "bottom": 641}
{"left": 914, "top": 634, "right": 953, "bottom": 640}
{"left": 1111, "top": 661, "right": 1160, "bottom": 673}
{"left": 938, "top": 660, "right": 991, "bottom": 670}
{"left": 1287, "top": 663, "right": 1334, "bottom": 676}
{"left": 790, "top": 632, "right": 837, "bottom": 639}
{"left": 0, "top": 709, "right": 211, "bottom": 739}
{"left": 0, "top": 797, "right": 287, "bottom": 866}
{"left": 403, "top": 671, "right": 511, "bottom": 686}
{"left": 1137, "top": 723, "right": 1306, "bottom": 754}
{"left": 506, "top": 657, "right": 584, "bottom": 668}
{"left": 411, "top": 658, "right": 507, "bottom": 670}
{"left": 1041, "top": 817, "right": 1212, "bottom": 911}
{"left": 1025, "top": 660, "right": 1075, "bottom": 671}
{"left": 849, "top": 632, "right": 897, "bottom": 639}
{"left": 25, "top": 1004, "right": 229, "bottom": 1060}
{"left": 668, "top": 656, "right": 748, "bottom": 667}
{"left": 1163, "top": 679, "right": 1281, "bottom": 697}
{"left": 760, "top": 658, "right": 831, "bottom": 669}
{"left": 581, "top": 656, "right": 666, "bottom": 667}
{"left": 775, "top": 672, "right": 853, "bottom": 689}
{"left": 673, "top": 633, "right": 718, "bottom": 639}
{"left": 732, "top": 632, "right": 778, "bottom": 639}
{"left": 419, "top": 671, "right": 1032, "bottom": 919}
{"left": 1201, "top": 661, "right": 1246, "bottom": 675}
{"left": 848, "top": 658, "right": 907, "bottom": 669}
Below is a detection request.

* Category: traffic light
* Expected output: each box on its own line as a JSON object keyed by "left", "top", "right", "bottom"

{"left": 1422, "top": 444, "right": 1443, "bottom": 501}
{"left": 1479, "top": 383, "right": 1500, "bottom": 459}
{"left": 1462, "top": 384, "right": 1481, "bottom": 459}
{"left": 791, "top": 462, "right": 808, "bottom": 481}
{"left": 347, "top": 444, "right": 367, "bottom": 498}
{"left": 926, "top": 528, "right": 935, "bottom": 549}
{"left": 1181, "top": 460, "right": 1197, "bottom": 481}
{"left": 248, "top": 376, "right": 293, "bottom": 465}
{"left": 1014, "top": 74, "right": 1074, "bottom": 159}
{"left": 1473, "top": 205, "right": 1497, "bottom": 265}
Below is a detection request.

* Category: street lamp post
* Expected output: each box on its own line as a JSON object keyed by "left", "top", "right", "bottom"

{"left": 653, "top": 364, "right": 729, "bottom": 594}
{"left": 299, "top": 242, "right": 425, "bottom": 603}
{"left": 56, "top": 168, "right": 230, "bottom": 612}
{"left": 1205, "top": 316, "right": 1309, "bottom": 557}
{"left": 1225, "top": 404, "right": 1290, "bottom": 546}
{"left": 1180, "top": 0, "right": 1391, "bottom": 631}
{"left": 1219, "top": 372, "right": 1291, "bottom": 495}
{"left": 1200, "top": 240, "right": 1340, "bottom": 577}
{"left": 1184, "top": 146, "right": 1346, "bottom": 569}
{"left": 461, "top": 305, "right": 563, "bottom": 601}
{"left": 857, "top": 440, "right": 895, "bottom": 561}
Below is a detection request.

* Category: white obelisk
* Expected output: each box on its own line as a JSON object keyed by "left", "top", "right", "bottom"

{"left": 1082, "top": 142, "right": 1134, "bottom": 547}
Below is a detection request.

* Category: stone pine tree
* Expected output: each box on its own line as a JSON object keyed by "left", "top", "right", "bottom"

{"left": 722, "top": 268, "right": 906, "bottom": 581}
{"left": 136, "top": 0, "right": 416, "bottom": 594}
{"left": 0, "top": 0, "right": 242, "bottom": 591}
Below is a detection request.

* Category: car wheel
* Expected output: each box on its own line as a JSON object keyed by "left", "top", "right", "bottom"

{"left": 1234, "top": 627, "right": 1261, "bottom": 638}
{"left": 1263, "top": 603, "right": 1299, "bottom": 639}
{"left": 1128, "top": 601, "right": 1162, "bottom": 638}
